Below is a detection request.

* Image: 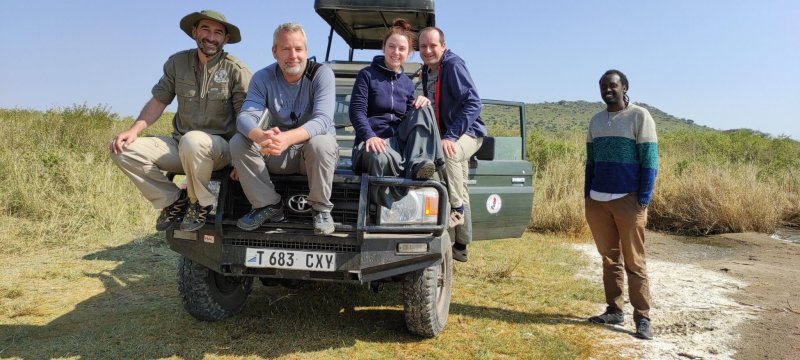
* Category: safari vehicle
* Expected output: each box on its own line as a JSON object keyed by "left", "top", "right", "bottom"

{"left": 164, "top": 0, "right": 533, "bottom": 337}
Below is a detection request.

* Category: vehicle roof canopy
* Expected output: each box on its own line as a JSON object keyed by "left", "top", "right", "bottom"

{"left": 314, "top": 0, "right": 435, "bottom": 51}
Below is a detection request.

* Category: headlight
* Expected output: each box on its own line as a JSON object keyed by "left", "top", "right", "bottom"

{"left": 379, "top": 187, "right": 439, "bottom": 225}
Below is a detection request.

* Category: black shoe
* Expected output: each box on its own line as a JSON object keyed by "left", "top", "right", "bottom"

{"left": 155, "top": 190, "right": 188, "bottom": 231}
{"left": 313, "top": 210, "right": 335, "bottom": 235}
{"left": 588, "top": 307, "right": 624, "bottom": 325}
{"left": 452, "top": 243, "right": 468, "bottom": 262}
{"left": 635, "top": 317, "right": 653, "bottom": 340}
{"left": 180, "top": 202, "right": 213, "bottom": 232}
{"left": 412, "top": 160, "right": 435, "bottom": 180}
{"left": 236, "top": 202, "right": 284, "bottom": 231}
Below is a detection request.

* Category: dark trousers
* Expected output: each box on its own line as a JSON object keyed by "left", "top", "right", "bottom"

{"left": 352, "top": 106, "right": 443, "bottom": 207}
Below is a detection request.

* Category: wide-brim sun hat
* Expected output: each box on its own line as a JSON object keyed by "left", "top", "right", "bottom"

{"left": 179, "top": 9, "right": 241, "bottom": 44}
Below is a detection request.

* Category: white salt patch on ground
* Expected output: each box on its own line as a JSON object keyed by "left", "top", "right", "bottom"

{"left": 574, "top": 243, "right": 762, "bottom": 359}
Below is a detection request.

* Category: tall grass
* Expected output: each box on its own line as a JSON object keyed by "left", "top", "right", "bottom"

{"left": 651, "top": 130, "right": 800, "bottom": 235}
{"left": 0, "top": 105, "right": 172, "bottom": 254}
{"left": 527, "top": 131, "right": 590, "bottom": 238}
{"left": 2, "top": 106, "right": 798, "bottom": 252}
{"left": 528, "top": 129, "right": 800, "bottom": 236}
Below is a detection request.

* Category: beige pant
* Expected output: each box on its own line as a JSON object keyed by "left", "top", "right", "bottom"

{"left": 230, "top": 133, "right": 338, "bottom": 212}
{"left": 585, "top": 193, "right": 652, "bottom": 320}
{"left": 444, "top": 135, "right": 483, "bottom": 208}
{"left": 110, "top": 131, "right": 231, "bottom": 208}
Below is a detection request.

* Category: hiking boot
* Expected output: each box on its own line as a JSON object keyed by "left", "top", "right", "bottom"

{"left": 313, "top": 210, "right": 335, "bottom": 235}
{"left": 236, "top": 201, "right": 284, "bottom": 231}
{"left": 452, "top": 243, "right": 468, "bottom": 262}
{"left": 635, "top": 317, "right": 653, "bottom": 340}
{"left": 180, "top": 202, "right": 213, "bottom": 232}
{"left": 588, "top": 307, "right": 624, "bottom": 325}
{"left": 155, "top": 190, "right": 188, "bottom": 231}
{"left": 412, "top": 160, "right": 435, "bottom": 180}
{"left": 449, "top": 209, "right": 465, "bottom": 228}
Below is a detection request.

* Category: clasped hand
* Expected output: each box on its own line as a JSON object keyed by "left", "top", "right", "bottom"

{"left": 255, "top": 127, "right": 288, "bottom": 156}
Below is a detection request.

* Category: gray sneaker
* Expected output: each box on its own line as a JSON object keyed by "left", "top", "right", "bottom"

{"left": 452, "top": 243, "right": 468, "bottom": 262}
{"left": 237, "top": 202, "right": 284, "bottom": 231}
{"left": 313, "top": 210, "right": 335, "bottom": 235}
{"left": 588, "top": 307, "right": 624, "bottom": 325}
{"left": 635, "top": 317, "right": 653, "bottom": 340}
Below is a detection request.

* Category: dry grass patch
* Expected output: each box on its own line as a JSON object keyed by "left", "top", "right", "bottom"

{"left": 0, "top": 232, "right": 622, "bottom": 359}
{"left": 651, "top": 160, "right": 785, "bottom": 235}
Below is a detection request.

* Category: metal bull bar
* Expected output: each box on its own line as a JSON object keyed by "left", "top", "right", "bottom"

{"left": 356, "top": 175, "right": 449, "bottom": 240}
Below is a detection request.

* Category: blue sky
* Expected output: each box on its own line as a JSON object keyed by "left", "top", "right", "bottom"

{"left": 2, "top": 1, "right": 798, "bottom": 140}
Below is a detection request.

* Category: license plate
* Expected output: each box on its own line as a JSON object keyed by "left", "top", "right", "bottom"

{"left": 245, "top": 248, "right": 336, "bottom": 271}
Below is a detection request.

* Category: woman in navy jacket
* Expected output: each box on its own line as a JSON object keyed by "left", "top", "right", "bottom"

{"left": 349, "top": 18, "right": 443, "bottom": 207}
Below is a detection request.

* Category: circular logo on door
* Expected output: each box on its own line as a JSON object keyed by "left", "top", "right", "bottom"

{"left": 486, "top": 194, "right": 502, "bottom": 214}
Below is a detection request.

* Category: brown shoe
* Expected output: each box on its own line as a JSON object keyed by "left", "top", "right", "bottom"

{"left": 449, "top": 209, "right": 465, "bottom": 228}
{"left": 412, "top": 160, "right": 435, "bottom": 180}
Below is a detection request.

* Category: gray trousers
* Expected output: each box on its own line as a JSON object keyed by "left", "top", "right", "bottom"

{"left": 352, "top": 106, "right": 444, "bottom": 207}
{"left": 110, "top": 131, "right": 230, "bottom": 208}
{"left": 230, "top": 133, "right": 338, "bottom": 212}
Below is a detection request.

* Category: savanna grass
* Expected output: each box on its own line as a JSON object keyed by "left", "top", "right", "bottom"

{"left": 0, "top": 105, "right": 173, "bottom": 254}
{"left": 528, "top": 128, "right": 800, "bottom": 236}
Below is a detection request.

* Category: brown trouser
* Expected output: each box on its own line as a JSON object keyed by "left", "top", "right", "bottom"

{"left": 585, "top": 193, "right": 651, "bottom": 320}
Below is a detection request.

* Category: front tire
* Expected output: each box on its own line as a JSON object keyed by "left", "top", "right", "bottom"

{"left": 177, "top": 256, "right": 253, "bottom": 321}
{"left": 403, "top": 232, "right": 453, "bottom": 337}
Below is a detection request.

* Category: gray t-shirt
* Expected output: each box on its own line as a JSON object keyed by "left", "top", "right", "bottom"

{"left": 237, "top": 62, "right": 336, "bottom": 138}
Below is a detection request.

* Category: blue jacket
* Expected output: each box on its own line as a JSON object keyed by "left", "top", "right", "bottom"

{"left": 421, "top": 49, "right": 487, "bottom": 141}
{"left": 349, "top": 56, "right": 414, "bottom": 146}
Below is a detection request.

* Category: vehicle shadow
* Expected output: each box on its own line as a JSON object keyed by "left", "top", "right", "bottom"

{"left": 0, "top": 236, "right": 587, "bottom": 359}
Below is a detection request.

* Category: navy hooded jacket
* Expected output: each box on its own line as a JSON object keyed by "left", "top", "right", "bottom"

{"left": 349, "top": 55, "right": 415, "bottom": 146}
{"left": 421, "top": 49, "right": 487, "bottom": 141}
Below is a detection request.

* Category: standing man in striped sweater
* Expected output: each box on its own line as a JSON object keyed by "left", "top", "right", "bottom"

{"left": 584, "top": 69, "right": 658, "bottom": 340}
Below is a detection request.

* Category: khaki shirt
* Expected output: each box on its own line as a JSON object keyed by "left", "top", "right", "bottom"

{"left": 152, "top": 49, "right": 252, "bottom": 141}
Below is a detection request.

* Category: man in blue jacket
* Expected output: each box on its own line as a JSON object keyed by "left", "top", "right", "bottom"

{"left": 419, "top": 27, "right": 488, "bottom": 262}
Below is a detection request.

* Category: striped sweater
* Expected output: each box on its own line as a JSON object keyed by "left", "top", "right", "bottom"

{"left": 584, "top": 103, "right": 658, "bottom": 205}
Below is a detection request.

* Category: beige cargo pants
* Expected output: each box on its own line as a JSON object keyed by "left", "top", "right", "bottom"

{"left": 444, "top": 134, "right": 483, "bottom": 208}
{"left": 110, "top": 131, "right": 230, "bottom": 209}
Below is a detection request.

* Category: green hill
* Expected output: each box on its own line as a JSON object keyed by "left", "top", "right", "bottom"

{"left": 480, "top": 100, "right": 712, "bottom": 138}
{"left": 524, "top": 100, "right": 711, "bottom": 135}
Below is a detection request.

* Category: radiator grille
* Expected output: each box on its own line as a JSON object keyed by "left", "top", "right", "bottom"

{"left": 229, "top": 239, "right": 357, "bottom": 252}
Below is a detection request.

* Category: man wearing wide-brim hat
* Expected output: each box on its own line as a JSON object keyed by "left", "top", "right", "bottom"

{"left": 110, "top": 10, "right": 252, "bottom": 233}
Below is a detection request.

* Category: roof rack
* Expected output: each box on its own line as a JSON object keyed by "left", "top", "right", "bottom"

{"left": 314, "top": 0, "right": 435, "bottom": 61}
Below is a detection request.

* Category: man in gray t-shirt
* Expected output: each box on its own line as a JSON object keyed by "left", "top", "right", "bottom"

{"left": 230, "top": 22, "right": 338, "bottom": 235}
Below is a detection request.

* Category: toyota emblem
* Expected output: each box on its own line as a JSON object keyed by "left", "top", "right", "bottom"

{"left": 287, "top": 194, "right": 312, "bottom": 213}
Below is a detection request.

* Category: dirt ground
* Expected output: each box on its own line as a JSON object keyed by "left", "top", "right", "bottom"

{"left": 576, "top": 231, "right": 800, "bottom": 359}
